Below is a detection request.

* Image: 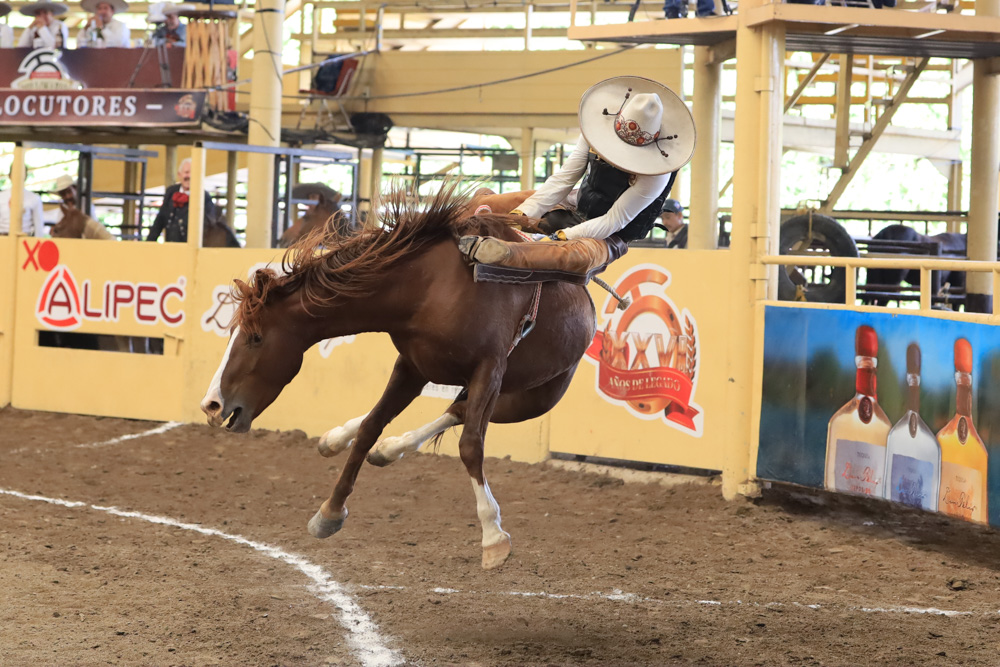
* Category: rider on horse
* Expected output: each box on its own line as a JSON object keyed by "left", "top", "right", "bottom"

{"left": 459, "top": 75, "right": 696, "bottom": 280}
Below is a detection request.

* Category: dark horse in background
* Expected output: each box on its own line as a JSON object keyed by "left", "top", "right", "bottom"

{"left": 200, "top": 184, "right": 596, "bottom": 569}
{"left": 279, "top": 183, "right": 350, "bottom": 248}
{"left": 864, "top": 224, "right": 968, "bottom": 306}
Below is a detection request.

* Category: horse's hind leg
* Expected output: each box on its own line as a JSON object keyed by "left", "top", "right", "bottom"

{"left": 367, "top": 409, "right": 463, "bottom": 467}
{"left": 308, "top": 357, "right": 427, "bottom": 539}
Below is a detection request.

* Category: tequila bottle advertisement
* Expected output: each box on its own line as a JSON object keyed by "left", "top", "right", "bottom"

{"left": 758, "top": 306, "right": 999, "bottom": 526}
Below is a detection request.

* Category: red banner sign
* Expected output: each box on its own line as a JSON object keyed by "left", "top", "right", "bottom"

{"left": 585, "top": 331, "right": 700, "bottom": 429}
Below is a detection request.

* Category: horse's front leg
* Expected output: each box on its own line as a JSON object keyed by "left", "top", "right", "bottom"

{"left": 457, "top": 360, "right": 512, "bottom": 570}
{"left": 307, "top": 357, "right": 427, "bottom": 539}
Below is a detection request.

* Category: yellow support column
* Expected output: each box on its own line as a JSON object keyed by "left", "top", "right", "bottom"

{"left": 245, "top": 0, "right": 286, "bottom": 248}
{"left": 723, "top": 1, "right": 785, "bottom": 500}
{"left": 188, "top": 144, "right": 208, "bottom": 248}
{"left": 226, "top": 150, "right": 239, "bottom": 228}
{"left": 0, "top": 143, "right": 25, "bottom": 406}
{"left": 520, "top": 126, "right": 535, "bottom": 191}
{"left": 967, "top": 0, "right": 1000, "bottom": 313}
{"left": 689, "top": 45, "right": 721, "bottom": 250}
{"left": 164, "top": 145, "right": 178, "bottom": 190}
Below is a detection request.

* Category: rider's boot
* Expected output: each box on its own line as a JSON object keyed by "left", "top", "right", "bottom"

{"left": 458, "top": 235, "right": 628, "bottom": 277}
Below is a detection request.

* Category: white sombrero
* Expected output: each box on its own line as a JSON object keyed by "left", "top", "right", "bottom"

{"left": 52, "top": 174, "right": 76, "bottom": 192}
{"left": 81, "top": 0, "right": 128, "bottom": 13}
{"left": 578, "top": 76, "right": 696, "bottom": 176}
{"left": 20, "top": 1, "right": 68, "bottom": 16}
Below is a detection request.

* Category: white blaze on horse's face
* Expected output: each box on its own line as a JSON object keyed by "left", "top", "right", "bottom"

{"left": 201, "top": 326, "right": 240, "bottom": 428}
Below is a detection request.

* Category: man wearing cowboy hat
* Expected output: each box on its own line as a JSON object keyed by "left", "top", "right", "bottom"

{"left": 150, "top": 2, "right": 188, "bottom": 47}
{"left": 79, "top": 0, "right": 131, "bottom": 48}
{"left": 460, "top": 75, "right": 695, "bottom": 279}
{"left": 146, "top": 158, "right": 217, "bottom": 243}
{"left": 17, "top": 2, "right": 69, "bottom": 48}
{"left": 52, "top": 174, "right": 96, "bottom": 218}
{"left": 0, "top": 3, "right": 14, "bottom": 48}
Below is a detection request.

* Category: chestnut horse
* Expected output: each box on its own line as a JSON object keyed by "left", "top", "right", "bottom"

{"left": 50, "top": 204, "right": 114, "bottom": 240}
{"left": 200, "top": 185, "right": 596, "bottom": 569}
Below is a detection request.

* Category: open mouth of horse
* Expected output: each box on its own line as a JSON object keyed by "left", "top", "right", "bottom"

{"left": 225, "top": 406, "right": 247, "bottom": 433}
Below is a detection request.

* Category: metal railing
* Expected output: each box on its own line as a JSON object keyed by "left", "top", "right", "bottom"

{"left": 761, "top": 254, "right": 1000, "bottom": 316}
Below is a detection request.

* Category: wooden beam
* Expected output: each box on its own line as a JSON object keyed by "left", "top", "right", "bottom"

{"left": 821, "top": 58, "right": 930, "bottom": 213}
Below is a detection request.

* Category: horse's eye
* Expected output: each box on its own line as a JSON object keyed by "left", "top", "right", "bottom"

{"left": 249, "top": 332, "right": 263, "bottom": 346}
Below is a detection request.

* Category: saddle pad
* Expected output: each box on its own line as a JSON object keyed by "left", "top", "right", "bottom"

{"left": 473, "top": 263, "right": 590, "bottom": 286}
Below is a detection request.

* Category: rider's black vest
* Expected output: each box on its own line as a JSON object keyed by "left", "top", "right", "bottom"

{"left": 576, "top": 152, "right": 675, "bottom": 243}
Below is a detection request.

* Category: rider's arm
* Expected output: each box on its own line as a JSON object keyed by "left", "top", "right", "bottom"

{"left": 562, "top": 171, "right": 671, "bottom": 241}
{"left": 515, "top": 135, "right": 590, "bottom": 218}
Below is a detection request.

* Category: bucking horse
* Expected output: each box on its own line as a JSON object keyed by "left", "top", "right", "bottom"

{"left": 200, "top": 184, "right": 596, "bottom": 569}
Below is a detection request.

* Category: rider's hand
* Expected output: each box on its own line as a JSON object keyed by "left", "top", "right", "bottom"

{"left": 510, "top": 208, "right": 526, "bottom": 216}
{"left": 549, "top": 230, "right": 568, "bottom": 241}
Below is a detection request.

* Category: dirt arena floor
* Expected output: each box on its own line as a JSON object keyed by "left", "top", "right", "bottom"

{"left": 3, "top": 407, "right": 1000, "bottom": 666}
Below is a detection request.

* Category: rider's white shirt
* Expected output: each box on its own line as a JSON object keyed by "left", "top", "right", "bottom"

{"left": 0, "top": 24, "right": 13, "bottom": 48}
{"left": 516, "top": 135, "right": 671, "bottom": 241}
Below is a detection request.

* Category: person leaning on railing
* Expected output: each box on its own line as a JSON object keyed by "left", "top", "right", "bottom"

{"left": 17, "top": 1, "right": 69, "bottom": 48}
{"left": 146, "top": 158, "right": 217, "bottom": 243}
{"left": 78, "top": 0, "right": 131, "bottom": 48}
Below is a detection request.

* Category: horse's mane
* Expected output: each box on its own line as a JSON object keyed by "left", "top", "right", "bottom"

{"left": 231, "top": 182, "right": 520, "bottom": 335}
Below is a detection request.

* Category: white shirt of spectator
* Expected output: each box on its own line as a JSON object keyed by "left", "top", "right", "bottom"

{"left": 78, "top": 16, "right": 130, "bottom": 48}
{"left": 515, "top": 135, "right": 671, "bottom": 241}
{"left": 18, "top": 20, "right": 69, "bottom": 48}
{"left": 0, "top": 189, "right": 46, "bottom": 237}
{"left": 0, "top": 24, "right": 13, "bottom": 48}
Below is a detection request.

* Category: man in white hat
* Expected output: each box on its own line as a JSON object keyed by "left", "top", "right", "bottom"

{"left": 150, "top": 2, "right": 187, "bottom": 47}
{"left": 17, "top": 2, "right": 69, "bottom": 48}
{"left": 459, "top": 75, "right": 695, "bottom": 279}
{"left": 0, "top": 3, "right": 14, "bottom": 48}
{"left": 0, "top": 165, "right": 45, "bottom": 237}
{"left": 53, "top": 174, "right": 96, "bottom": 218}
{"left": 79, "top": 0, "right": 131, "bottom": 48}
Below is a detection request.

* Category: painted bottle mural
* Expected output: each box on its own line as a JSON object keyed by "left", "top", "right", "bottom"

{"left": 884, "top": 343, "right": 941, "bottom": 510}
{"left": 937, "top": 338, "right": 989, "bottom": 523}
{"left": 824, "top": 325, "right": 892, "bottom": 497}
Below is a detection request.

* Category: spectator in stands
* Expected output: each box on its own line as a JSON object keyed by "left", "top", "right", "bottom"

{"left": 0, "top": 166, "right": 46, "bottom": 237}
{"left": 0, "top": 3, "right": 13, "bottom": 48}
{"left": 150, "top": 2, "right": 186, "bottom": 47}
{"left": 78, "top": 0, "right": 131, "bottom": 48}
{"left": 660, "top": 199, "right": 688, "bottom": 248}
{"left": 18, "top": 2, "right": 69, "bottom": 48}
{"left": 53, "top": 174, "right": 96, "bottom": 218}
{"left": 664, "top": 0, "right": 716, "bottom": 18}
{"left": 146, "top": 158, "right": 217, "bottom": 243}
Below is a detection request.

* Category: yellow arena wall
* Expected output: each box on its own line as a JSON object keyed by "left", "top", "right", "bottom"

{"left": 0, "top": 236, "right": 15, "bottom": 407}
{"left": 2, "top": 241, "right": 732, "bottom": 470}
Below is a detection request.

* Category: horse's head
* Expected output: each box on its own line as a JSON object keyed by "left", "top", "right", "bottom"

{"left": 200, "top": 268, "right": 314, "bottom": 432}
{"left": 50, "top": 204, "right": 88, "bottom": 238}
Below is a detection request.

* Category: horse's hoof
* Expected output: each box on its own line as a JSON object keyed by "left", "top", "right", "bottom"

{"left": 366, "top": 448, "right": 400, "bottom": 467}
{"left": 481, "top": 533, "right": 512, "bottom": 570}
{"left": 317, "top": 434, "right": 353, "bottom": 458}
{"left": 307, "top": 506, "right": 348, "bottom": 539}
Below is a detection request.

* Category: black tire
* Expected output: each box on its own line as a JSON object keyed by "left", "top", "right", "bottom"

{"left": 777, "top": 214, "right": 858, "bottom": 303}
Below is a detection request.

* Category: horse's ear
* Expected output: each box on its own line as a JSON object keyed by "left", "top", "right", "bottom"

{"left": 251, "top": 268, "right": 278, "bottom": 298}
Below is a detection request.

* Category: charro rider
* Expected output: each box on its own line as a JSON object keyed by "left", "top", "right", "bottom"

{"left": 18, "top": 1, "right": 69, "bottom": 48}
{"left": 459, "top": 75, "right": 695, "bottom": 280}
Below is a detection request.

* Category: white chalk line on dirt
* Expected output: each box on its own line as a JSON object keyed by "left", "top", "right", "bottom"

{"left": 76, "top": 421, "right": 184, "bottom": 449}
{"left": 357, "top": 584, "right": 979, "bottom": 618}
{"left": 0, "top": 488, "right": 404, "bottom": 667}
